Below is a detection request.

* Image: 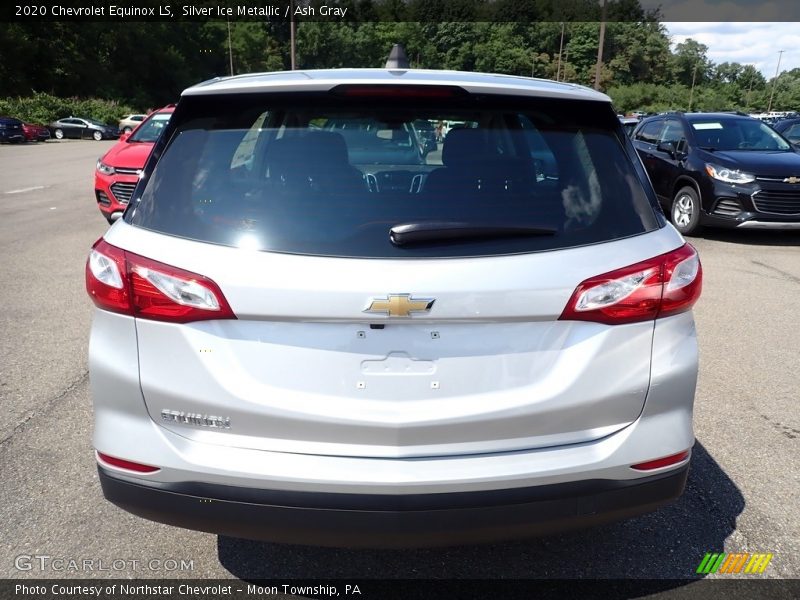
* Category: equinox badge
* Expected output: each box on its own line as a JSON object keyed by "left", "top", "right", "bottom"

{"left": 364, "top": 294, "right": 435, "bottom": 317}
{"left": 161, "top": 409, "right": 231, "bottom": 429}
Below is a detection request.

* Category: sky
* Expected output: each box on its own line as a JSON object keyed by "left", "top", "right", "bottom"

{"left": 663, "top": 22, "right": 799, "bottom": 79}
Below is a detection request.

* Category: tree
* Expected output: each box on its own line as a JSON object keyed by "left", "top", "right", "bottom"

{"left": 713, "top": 62, "right": 744, "bottom": 85}
{"left": 671, "top": 38, "right": 712, "bottom": 87}
{"left": 1, "top": 8, "right": 789, "bottom": 116}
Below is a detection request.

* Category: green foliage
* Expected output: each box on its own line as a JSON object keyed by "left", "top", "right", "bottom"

{"left": 671, "top": 38, "right": 713, "bottom": 87}
{"left": 1, "top": 4, "right": 798, "bottom": 115}
{"left": 0, "top": 92, "right": 137, "bottom": 126}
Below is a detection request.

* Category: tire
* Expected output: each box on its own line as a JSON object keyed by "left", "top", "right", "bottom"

{"left": 93, "top": 130, "right": 103, "bottom": 141}
{"left": 54, "top": 129, "right": 64, "bottom": 140}
{"left": 671, "top": 186, "right": 702, "bottom": 236}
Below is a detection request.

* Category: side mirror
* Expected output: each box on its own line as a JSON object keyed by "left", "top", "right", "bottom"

{"left": 656, "top": 140, "right": 677, "bottom": 156}
{"left": 119, "top": 131, "right": 130, "bottom": 142}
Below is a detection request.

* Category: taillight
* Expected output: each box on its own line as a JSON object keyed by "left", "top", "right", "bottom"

{"left": 86, "top": 239, "right": 131, "bottom": 314}
{"left": 559, "top": 244, "right": 702, "bottom": 325}
{"left": 85, "top": 238, "right": 236, "bottom": 323}
{"left": 127, "top": 252, "right": 235, "bottom": 323}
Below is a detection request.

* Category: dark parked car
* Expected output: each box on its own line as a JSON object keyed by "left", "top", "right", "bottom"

{"left": 49, "top": 117, "right": 119, "bottom": 141}
{"left": 22, "top": 122, "right": 51, "bottom": 142}
{"left": 0, "top": 116, "right": 25, "bottom": 143}
{"left": 772, "top": 118, "right": 800, "bottom": 145}
{"left": 619, "top": 116, "right": 640, "bottom": 138}
{"left": 632, "top": 112, "right": 800, "bottom": 234}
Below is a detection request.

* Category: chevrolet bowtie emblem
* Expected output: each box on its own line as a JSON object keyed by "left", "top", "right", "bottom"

{"left": 364, "top": 294, "right": 435, "bottom": 317}
{"left": 784, "top": 176, "right": 800, "bottom": 184}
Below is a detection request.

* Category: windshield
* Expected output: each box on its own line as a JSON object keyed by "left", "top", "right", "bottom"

{"left": 691, "top": 119, "right": 792, "bottom": 151}
{"left": 126, "top": 93, "right": 659, "bottom": 258}
{"left": 129, "top": 113, "right": 171, "bottom": 143}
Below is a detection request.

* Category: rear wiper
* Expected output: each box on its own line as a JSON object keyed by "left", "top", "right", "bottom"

{"left": 389, "top": 222, "right": 557, "bottom": 246}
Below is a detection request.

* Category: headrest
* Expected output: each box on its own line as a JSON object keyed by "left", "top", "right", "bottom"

{"left": 442, "top": 128, "right": 487, "bottom": 166}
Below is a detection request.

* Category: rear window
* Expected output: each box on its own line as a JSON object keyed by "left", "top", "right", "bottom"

{"left": 126, "top": 92, "right": 660, "bottom": 258}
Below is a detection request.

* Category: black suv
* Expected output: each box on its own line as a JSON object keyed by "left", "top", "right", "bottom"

{"left": 632, "top": 112, "right": 800, "bottom": 234}
{"left": 0, "top": 116, "right": 24, "bottom": 143}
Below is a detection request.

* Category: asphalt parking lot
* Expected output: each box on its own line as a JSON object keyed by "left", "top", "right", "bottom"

{"left": 0, "top": 140, "right": 797, "bottom": 585}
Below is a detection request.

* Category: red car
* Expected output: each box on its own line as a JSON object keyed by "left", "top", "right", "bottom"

{"left": 94, "top": 106, "right": 174, "bottom": 223}
{"left": 22, "top": 123, "right": 51, "bottom": 142}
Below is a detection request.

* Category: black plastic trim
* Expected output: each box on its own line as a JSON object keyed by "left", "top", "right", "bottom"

{"left": 98, "top": 465, "right": 688, "bottom": 548}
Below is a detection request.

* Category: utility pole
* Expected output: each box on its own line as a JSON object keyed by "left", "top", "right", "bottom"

{"left": 767, "top": 50, "right": 784, "bottom": 113}
{"left": 594, "top": 0, "right": 607, "bottom": 90}
{"left": 227, "top": 19, "right": 234, "bottom": 76}
{"left": 556, "top": 22, "right": 565, "bottom": 81}
{"left": 688, "top": 62, "right": 698, "bottom": 112}
{"left": 290, "top": 0, "right": 297, "bottom": 70}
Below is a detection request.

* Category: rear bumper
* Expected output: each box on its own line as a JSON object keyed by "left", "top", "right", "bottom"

{"left": 98, "top": 464, "right": 688, "bottom": 548}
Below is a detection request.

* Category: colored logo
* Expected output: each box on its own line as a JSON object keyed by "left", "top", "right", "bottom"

{"left": 364, "top": 294, "right": 435, "bottom": 318}
{"left": 696, "top": 552, "right": 773, "bottom": 574}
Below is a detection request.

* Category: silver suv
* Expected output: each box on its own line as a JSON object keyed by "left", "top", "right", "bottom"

{"left": 86, "top": 69, "right": 702, "bottom": 547}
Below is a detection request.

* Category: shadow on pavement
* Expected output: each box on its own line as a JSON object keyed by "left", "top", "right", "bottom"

{"left": 217, "top": 441, "right": 742, "bottom": 584}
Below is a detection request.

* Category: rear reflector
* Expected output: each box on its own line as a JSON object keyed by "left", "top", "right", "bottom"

{"left": 97, "top": 452, "right": 160, "bottom": 474}
{"left": 86, "top": 238, "right": 236, "bottom": 323}
{"left": 559, "top": 243, "right": 702, "bottom": 325}
{"left": 630, "top": 450, "right": 690, "bottom": 471}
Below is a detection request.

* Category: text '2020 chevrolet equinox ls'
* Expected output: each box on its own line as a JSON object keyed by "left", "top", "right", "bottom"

{"left": 86, "top": 68, "right": 702, "bottom": 548}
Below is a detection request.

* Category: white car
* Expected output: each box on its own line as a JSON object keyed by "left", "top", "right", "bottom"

{"left": 87, "top": 68, "right": 702, "bottom": 547}
{"left": 118, "top": 114, "right": 147, "bottom": 134}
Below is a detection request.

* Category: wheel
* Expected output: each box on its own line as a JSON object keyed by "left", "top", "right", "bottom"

{"left": 122, "top": 127, "right": 132, "bottom": 134}
{"left": 671, "top": 186, "right": 702, "bottom": 236}
{"left": 54, "top": 129, "right": 64, "bottom": 140}
{"left": 93, "top": 130, "right": 103, "bottom": 141}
